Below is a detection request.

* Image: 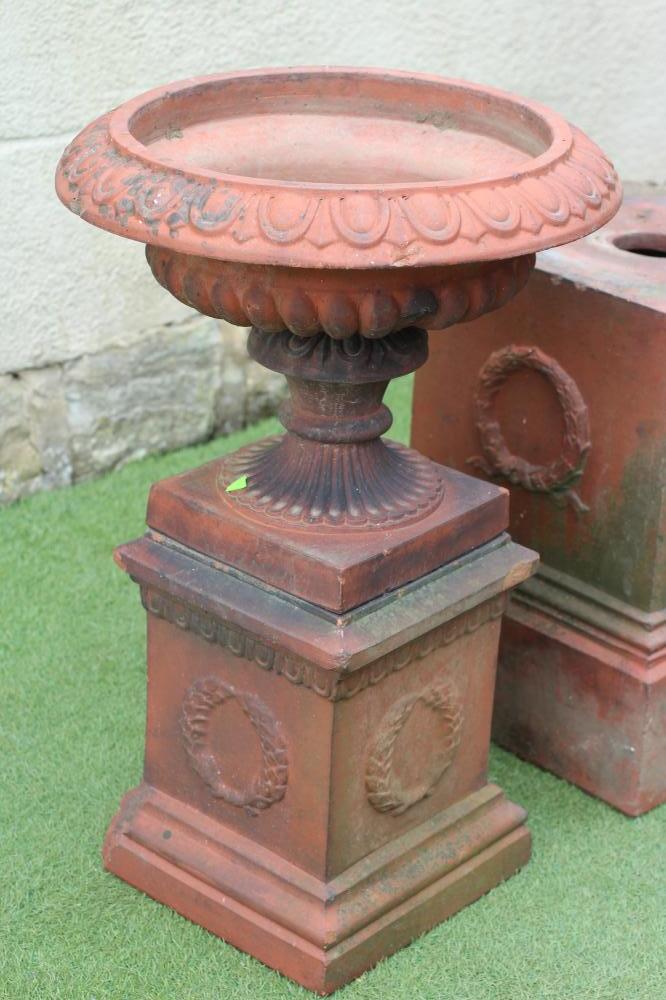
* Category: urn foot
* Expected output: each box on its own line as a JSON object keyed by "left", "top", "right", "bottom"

{"left": 104, "top": 783, "right": 529, "bottom": 995}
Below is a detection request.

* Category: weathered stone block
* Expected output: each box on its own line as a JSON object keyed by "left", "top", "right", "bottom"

{"left": 0, "top": 319, "right": 288, "bottom": 505}
{"left": 0, "top": 375, "right": 41, "bottom": 500}
{"left": 21, "top": 366, "right": 71, "bottom": 490}
{"left": 63, "top": 316, "right": 221, "bottom": 480}
{"left": 0, "top": 367, "right": 70, "bottom": 504}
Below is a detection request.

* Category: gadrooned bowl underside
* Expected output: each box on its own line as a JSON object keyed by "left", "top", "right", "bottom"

{"left": 56, "top": 67, "right": 622, "bottom": 269}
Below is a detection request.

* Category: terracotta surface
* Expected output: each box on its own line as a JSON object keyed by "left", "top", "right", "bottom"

{"left": 56, "top": 68, "right": 620, "bottom": 991}
{"left": 412, "top": 196, "right": 666, "bottom": 816}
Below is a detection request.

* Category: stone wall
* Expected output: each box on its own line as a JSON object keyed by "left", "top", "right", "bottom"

{"left": 0, "top": 319, "right": 284, "bottom": 505}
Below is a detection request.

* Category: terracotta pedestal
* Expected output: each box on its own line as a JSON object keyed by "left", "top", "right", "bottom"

{"left": 412, "top": 196, "right": 665, "bottom": 817}
{"left": 107, "top": 531, "right": 534, "bottom": 993}
{"left": 56, "top": 68, "right": 620, "bottom": 991}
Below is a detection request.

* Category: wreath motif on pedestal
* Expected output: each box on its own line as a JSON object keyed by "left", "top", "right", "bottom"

{"left": 181, "top": 676, "right": 288, "bottom": 816}
{"left": 468, "top": 344, "right": 591, "bottom": 512}
{"left": 365, "top": 678, "right": 463, "bottom": 815}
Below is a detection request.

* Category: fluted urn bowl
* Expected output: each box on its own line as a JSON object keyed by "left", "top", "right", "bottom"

{"left": 56, "top": 67, "right": 621, "bottom": 330}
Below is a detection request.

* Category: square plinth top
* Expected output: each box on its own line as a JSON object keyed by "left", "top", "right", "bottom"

{"left": 144, "top": 453, "right": 509, "bottom": 613}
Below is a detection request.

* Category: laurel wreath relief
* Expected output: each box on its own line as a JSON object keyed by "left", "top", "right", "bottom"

{"left": 181, "top": 676, "right": 288, "bottom": 816}
{"left": 468, "top": 344, "right": 591, "bottom": 513}
{"left": 365, "top": 679, "right": 463, "bottom": 815}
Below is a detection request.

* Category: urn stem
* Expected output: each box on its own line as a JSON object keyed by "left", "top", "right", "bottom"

{"left": 221, "top": 327, "right": 444, "bottom": 529}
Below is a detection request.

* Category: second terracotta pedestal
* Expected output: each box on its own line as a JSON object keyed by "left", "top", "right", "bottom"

{"left": 412, "top": 197, "right": 665, "bottom": 816}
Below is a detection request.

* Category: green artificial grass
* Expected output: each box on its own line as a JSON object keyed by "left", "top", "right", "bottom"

{"left": 1, "top": 374, "right": 664, "bottom": 1000}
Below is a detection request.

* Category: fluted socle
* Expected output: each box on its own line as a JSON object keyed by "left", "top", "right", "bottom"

{"left": 222, "top": 435, "right": 445, "bottom": 529}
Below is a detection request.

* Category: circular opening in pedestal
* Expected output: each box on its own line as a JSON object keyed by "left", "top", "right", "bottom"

{"left": 613, "top": 233, "right": 666, "bottom": 258}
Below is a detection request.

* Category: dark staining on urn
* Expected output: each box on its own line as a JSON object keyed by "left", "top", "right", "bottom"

{"left": 401, "top": 288, "right": 439, "bottom": 324}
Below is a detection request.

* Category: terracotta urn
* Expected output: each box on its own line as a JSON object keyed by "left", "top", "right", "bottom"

{"left": 56, "top": 68, "right": 621, "bottom": 993}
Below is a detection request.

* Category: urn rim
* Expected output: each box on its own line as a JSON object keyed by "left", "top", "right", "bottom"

{"left": 56, "top": 66, "right": 622, "bottom": 269}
